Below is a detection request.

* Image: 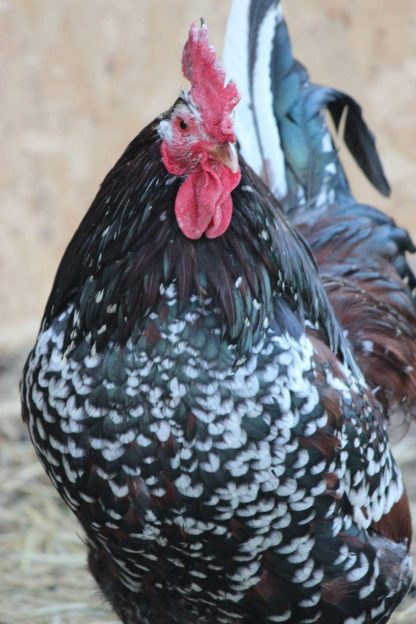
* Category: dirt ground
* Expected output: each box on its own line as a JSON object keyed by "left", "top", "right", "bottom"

{"left": 1, "top": 1, "right": 416, "bottom": 623}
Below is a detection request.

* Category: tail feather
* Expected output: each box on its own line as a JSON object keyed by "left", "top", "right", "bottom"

{"left": 325, "top": 89, "right": 391, "bottom": 197}
{"left": 224, "top": 0, "right": 288, "bottom": 198}
{"left": 223, "top": 0, "right": 390, "bottom": 210}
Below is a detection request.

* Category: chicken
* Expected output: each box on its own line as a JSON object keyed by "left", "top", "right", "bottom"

{"left": 224, "top": 0, "right": 416, "bottom": 421}
{"left": 21, "top": 21, "right": 412, "bottom": 624}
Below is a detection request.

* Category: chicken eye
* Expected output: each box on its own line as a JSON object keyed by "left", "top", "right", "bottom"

{"left": 178, "top": 118, "right": 188, "bottom": 131}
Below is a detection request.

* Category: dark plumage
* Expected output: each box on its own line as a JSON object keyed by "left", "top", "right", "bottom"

{"left": 22, "top": 16, "right": 412, "bottom": 624}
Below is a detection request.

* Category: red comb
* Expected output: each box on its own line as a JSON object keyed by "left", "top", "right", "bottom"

{"left": 182, "top": 22, "right": 240, "bottom": 143}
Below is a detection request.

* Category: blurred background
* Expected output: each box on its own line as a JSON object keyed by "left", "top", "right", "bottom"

{"left": 1, "top": 1, "right": 415, "bottom": 623}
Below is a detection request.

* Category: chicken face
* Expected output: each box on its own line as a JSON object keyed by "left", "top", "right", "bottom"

{"left": 159, "top": 100, "right": 239, "bottom": 177}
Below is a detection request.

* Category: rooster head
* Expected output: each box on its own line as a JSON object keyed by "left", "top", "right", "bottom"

{"left": 159, "top": 22, "right": 241, "bottom": 240}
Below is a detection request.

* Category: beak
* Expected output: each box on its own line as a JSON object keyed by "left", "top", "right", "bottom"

{"left": 210, "top": 142, "right": 239, "bottom": 173}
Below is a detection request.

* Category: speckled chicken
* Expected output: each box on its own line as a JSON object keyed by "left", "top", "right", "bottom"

{"left": 22, "top": 19, "right": 412, "bottom": 624}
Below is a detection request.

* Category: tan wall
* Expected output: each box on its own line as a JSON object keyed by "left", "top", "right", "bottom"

{"left": 1, "top": 0, "right": 415, "bottom": 353}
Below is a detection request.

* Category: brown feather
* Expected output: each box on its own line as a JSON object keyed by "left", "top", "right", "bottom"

{"left": 372, "top": 489, "right": 412, "bottom": 548}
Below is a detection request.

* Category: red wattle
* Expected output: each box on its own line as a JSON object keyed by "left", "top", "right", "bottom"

{"left": 174, "top": 159, "right": 241, "bottom": 240}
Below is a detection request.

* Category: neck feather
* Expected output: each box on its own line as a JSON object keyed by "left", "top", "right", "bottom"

{"left": 42, "top": 118, "right": 348, "bottom": 366}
